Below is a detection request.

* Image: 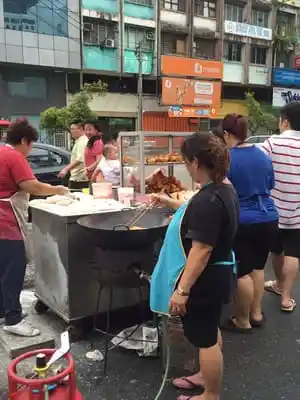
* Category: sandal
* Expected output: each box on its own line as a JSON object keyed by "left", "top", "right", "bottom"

{"left": 281, "top": 299, "right": 296, "bottom": 313}
{"left": 221, "top": 318, "right": 253, "bottom": 334}
{"left": 173, "top": 377, "right": 204, "bottom": 390}
{"left": 250, "top": 313, "right": 265, "bottom": 328}
{"left": 264, "top": 280, "right": 281, "bottom": 296}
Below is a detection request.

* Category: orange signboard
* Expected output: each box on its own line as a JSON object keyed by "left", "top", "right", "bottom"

{"left": 162, "top": 78, "right": 221, "bottom": 107}
{"left": 168, "top": 106, "right": 218, "bottom": 118}
{"left": 161, "top": 56, "right": 223, "bottom": 80}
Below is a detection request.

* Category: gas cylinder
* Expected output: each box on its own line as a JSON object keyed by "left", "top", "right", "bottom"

{"left": 7, "top": 349, "right": 83, "bottom": 400}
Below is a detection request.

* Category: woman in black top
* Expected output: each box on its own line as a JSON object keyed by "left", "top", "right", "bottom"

{"left": 150, "top": 133, "right": 239, "bottom": 400}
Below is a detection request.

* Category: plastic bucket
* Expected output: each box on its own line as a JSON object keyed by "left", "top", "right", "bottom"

{"left": 92, "top": 182, "right": 113, "bottom": 199}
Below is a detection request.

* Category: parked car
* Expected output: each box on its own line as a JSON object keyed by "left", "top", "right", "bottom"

{"left": 246, "top": 135, "right": 270, "bottom": 145}
{"left": 0, "top": 142, "right": 71, "bottom": 186}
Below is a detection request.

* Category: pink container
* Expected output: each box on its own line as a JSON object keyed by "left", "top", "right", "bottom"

{"left": 92, "top": 182, "right": 113, "bottom": 199}
{"left": 118, "top": 187, "right": 134, "bottom": 206}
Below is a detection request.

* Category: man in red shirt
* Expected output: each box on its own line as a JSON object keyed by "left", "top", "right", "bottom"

{"left": 0, "top": 119, "right": 68, "bottom": 337}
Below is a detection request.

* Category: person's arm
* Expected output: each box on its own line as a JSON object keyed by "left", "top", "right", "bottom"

{"left": 19, "top": 179, "right": 68, "bottom": 196}
{"left": 91, "top": 169, "right": 104, "bottom": 183}
{"left": 11, "top": 153, "right": 69, "bottom": 196}
{"left": 58, "top": 160, "right": 81, "bottom": 178}
{"left": 269, "top": 162, "right": 276, "bottom": 191}
{"left": 150, "top": 193, "right": 184, "bottom": 210}
{"left": 86, "top": 155, "right": 102, "bottom": 173}
{"left": 261, "top": 137, "right": 273, "bottom": 156}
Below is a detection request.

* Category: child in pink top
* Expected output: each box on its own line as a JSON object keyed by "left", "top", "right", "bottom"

{"left": 84, "top": 120, "right": 103, "bottom": 180}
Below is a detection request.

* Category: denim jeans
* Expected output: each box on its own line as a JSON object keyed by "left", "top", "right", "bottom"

{"left": 0, "top": 240, "right": 26, "bottom": 325}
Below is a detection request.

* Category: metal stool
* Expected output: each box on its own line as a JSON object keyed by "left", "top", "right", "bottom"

{"left": 91, "top": 262, "right": 147, "bottom": 376}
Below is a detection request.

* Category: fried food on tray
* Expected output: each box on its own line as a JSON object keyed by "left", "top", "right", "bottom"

{"left": 123, "top": 155, "right": 137, "bottom": 165}
{"left": 146, "top": 170, "right": 183, "bottom": 194}
{"left": 145, "top": 152, "right": 183, "bottom": 164}
{"left": 130, "top": 226, "right": 144, "bottom": 230}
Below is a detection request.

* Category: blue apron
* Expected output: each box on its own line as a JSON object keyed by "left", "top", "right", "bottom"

{"left": 150, "top": 198, "right": 236, "bottom": 316}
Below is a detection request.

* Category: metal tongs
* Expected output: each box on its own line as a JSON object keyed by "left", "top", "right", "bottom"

{"left": 126, "top": 198, "right": 158, "bottom": 229}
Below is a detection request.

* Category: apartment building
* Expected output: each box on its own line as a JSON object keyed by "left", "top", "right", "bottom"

{"left": 1, "top": 0, "right": 299, "bottom": 132}
{"left": 0, "top": 0, "right": 81, "bottom": 130}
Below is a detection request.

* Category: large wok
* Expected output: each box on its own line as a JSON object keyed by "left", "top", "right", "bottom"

{"left": 77, "top": 207, "right": 172, "bottom": 251}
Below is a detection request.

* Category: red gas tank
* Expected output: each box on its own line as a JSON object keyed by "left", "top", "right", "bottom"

{"left": 7, "top": 349, "right": 83, "bottom": 400}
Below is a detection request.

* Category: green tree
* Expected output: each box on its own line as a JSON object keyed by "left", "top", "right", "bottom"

{"left": 40, "top": 80, "right": 107, "bottom": 134}
{"left": 272, "top": 0, "right": 297, "bottom": 67}
{"left": 244, "top": 92, "right": 278, "bottom": 135}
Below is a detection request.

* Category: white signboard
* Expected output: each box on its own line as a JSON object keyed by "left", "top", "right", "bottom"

{"left": 224, "top": 21, "right": 272, "bottom": 41}
{"left": 273, "top": 87, "right": 300, "bottom": 108}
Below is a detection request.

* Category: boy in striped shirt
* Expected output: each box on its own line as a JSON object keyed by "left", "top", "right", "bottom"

{"left": 262, "top": 102, "right": 300, "bottom": 313}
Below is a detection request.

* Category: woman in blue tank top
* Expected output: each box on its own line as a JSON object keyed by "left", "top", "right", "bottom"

{"left": 214, "top": 114, "right": 278, "bottom": 333}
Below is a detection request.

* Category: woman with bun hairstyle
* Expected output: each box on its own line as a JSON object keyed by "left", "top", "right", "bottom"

{"left": 150, "top": 133, "right": 239, "bottom": 400}
{"left": 217, "top": 114, "right": 278, "bottom": 332}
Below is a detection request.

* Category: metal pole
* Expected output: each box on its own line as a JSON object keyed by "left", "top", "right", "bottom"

{"left": 137, "top": 43, "right": 143, "bottom": 131}
{"left": 136, "top": 42, "right": 145, "bottom": 194}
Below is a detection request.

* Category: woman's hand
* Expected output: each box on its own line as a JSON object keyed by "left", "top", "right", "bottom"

{"left": 169, "top": 291, "right": 188, "bottom": 316}
{"left": 150, "top": 193, "right": 171, "bottom": 206}
{"left": 55, "top": 186, "right": 70, "bottom": 196}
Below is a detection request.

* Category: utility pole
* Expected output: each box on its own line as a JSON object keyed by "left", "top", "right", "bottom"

{"left": 136, "top": 42, "right": 143, "bottom": 131}
{"left": 136, "top": 41, "right": 145, "bottom": 193}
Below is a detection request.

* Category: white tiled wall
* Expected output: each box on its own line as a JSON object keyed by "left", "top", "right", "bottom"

{"left": 0, "top": 0, "right": 81, "bottom": 69}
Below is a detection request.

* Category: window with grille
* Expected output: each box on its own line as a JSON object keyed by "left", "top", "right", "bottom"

{"left": 193, "top": 39, "right": 215, "bottom": 58}
{"left": 83, "top": 20, "right": 117, "bottom": 45}
{"left": 124, "top": 27, "right": 154, "bottom": 52}
{"left": 225, "top": 4, "right": 244, "bottom": 22}
{"left": 224, "top": 42, "right": 242, "bottom": 62}
{"left": 277, "top": 12, "right": 296, "bottom": 37}
{"left": 250, "top": 46, "right": 267, "bottom": 64}
{"left": 194, "top": 0, "right": 216, "bottom": 18}
{"left": 162, "top": 0, "right": 186, "bottom": 12}
{"left": 161, "top": 32, "right": 186, "bottom": 56}
{"left": 252, "top": 9, "right": 269, "bottom": 27}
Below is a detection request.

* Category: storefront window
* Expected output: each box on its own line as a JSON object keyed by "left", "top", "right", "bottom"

{"left": 3, "top": 0, "right": 68, "bottom": 37}
{"left": 4, "top": 72, "right": 47, "bottom": 99}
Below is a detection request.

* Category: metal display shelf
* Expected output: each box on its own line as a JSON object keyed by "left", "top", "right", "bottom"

{"left": 119, "top": 131, "right": 196, "bottom": 195}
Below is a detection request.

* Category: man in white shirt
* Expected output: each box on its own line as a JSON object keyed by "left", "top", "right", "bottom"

{"left": 262, "top": 102, "right": 300, "bottom": 313}
{"left": 58, "top": 122, "right": 88, "bottom": 190}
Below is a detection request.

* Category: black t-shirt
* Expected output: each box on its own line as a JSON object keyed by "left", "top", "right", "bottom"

{"left": 181, "top": 183, "right": 239, "bottom": 263}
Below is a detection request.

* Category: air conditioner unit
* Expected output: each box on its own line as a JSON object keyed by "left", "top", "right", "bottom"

{"left": 104, "top": 38, "right": 115, "bottom": 48}
{"left": 145, "top": 31, "right": 154, "bottom": 41}
{"left": 83, "top": 23, "right": 93, "bottom": 32}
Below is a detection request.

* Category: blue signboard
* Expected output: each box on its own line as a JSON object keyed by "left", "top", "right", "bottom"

{"left": 272, "top": 68, "right": 300, "bottom": 88}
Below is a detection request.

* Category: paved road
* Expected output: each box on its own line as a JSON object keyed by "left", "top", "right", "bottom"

{"left": 1, "top": 265, "right": 300, "bottom": 400}
{"left": 71, "top": 267, "right": 300, "bottom": 400}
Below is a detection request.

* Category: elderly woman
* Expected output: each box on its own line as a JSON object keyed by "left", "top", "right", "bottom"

{"left": 216, "top": 114, "right": 278, "bottom": 332}
{"left": 0, "top": 119, "right": 68, "bottom": 337}
{"left": 150, "top": 133, "right": 239, "bottom": 400}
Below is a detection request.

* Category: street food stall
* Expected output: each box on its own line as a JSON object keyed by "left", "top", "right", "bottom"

{"left": 29, "top": 131, "right": 196, "bottom": 334}
{"left": 29, "top": 194, "right": 173, "bottom": 324}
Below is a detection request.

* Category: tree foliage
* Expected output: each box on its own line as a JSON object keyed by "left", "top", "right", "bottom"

{"left": 40, "top": 80, "right": 107, "bottom": 134}
{"left": 272, "top": 0, "right": 297, "bottom": 64}
{"left": 244, "top": 92, "right": 278, "bottom": 135}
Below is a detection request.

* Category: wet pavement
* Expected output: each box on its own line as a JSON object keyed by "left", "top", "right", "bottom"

{"left": 1, "top": 266, "right": 300, "bottom": 399}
